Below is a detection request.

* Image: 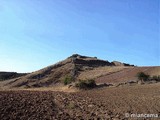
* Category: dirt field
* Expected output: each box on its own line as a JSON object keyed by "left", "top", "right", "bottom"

{"left": 0, "top": 83, "right": 160, "bottom": 120}
{"left": 96, "top": 66, "right": 160, "bottom": 84}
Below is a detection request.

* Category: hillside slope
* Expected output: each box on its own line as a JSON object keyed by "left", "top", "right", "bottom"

{"left": 95, "top": 66, "right": 160, "bottom": 84}
{"left": 1, "top": 54, "right": 159, "bottom": 88}
{"left": 2, "top": 54, "right": 114, "bottom": 88}
{"left": 0, "top": 72, "right": 27, "bottom": 81}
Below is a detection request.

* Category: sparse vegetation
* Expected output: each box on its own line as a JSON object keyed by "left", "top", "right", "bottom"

{"left": 151, "top": 75, "right": 160, "bottom": 82}
{"left": 63, "top": 75, "right": 73, "bottom": 85}
{"left": 137, "top": 72, "right": 150, "bottom": 82}
{"left": 137, "top": 72, "right": 160, "bottom": 83}
{"left": 75, "top": 79, "right": 96, "bottom": 89}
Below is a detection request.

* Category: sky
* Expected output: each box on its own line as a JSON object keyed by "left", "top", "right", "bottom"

{"left": 0, "top": 0, "right": 159, "bottom": 73}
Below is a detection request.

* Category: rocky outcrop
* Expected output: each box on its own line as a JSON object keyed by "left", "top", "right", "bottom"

{"left": 70, "top": 54, "right": 112, "bottom": 67}
{"left": 111, "top": 61, "right": 134, "bottom": 66}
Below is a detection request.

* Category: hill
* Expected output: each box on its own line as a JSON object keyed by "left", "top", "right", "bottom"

{"left": 0, "top": 54, "right": 159, "bottom": 88}
{"left": 0, "top": 72, "right": 27, "bottom": 81}
{"left": 0, "top": 54, "right": 160, "bottom": 119}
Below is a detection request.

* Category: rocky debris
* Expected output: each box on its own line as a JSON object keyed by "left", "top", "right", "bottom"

{"left": 70, "top": 54, "right": 112, "bottom": 67}
{"left": 111, "top": 61, "right": 134, "bottom": 66}
{"left": 97, "top": 83, "right": 113, "bottom": 88}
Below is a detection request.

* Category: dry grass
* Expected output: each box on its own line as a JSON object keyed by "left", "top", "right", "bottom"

{"left": 0, "top": 84, "right": 78, "bottom": 93}
{"left": 78, "top": 66, "right": 129, "bottom": 80}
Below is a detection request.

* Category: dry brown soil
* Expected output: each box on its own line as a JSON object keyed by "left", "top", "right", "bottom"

{"left": 0, "top": 83, "right": 160, "bottom": 120}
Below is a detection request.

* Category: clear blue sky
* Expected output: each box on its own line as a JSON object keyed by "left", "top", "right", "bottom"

{"left": 0, "top": 0, "right": 159, "bottom": 72}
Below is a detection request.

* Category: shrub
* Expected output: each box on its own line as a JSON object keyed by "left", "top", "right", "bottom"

{"left": 75, "top": 79, "right": 96, "bottom": 89}
{"left": 86, "top": 79, "right": 96, "bottom": 88}
{"left": 63, "top": 76, "right": 73, "bottom": 85}
{"left": 75, "top": 80, "right": 86, "bottom": 89}
{"left": 152, "top": 75, "right": 160, "bottom": 82}
{"left": 137, "top": 72, "right": 150, "bottom": 82}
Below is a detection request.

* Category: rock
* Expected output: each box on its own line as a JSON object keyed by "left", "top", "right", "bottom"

{"left": 88, "top": 104, "right": 94, "bottom": 108}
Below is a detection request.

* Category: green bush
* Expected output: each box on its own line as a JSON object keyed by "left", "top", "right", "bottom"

{"left": 75, "top": 79, "right": 96, "bottom": 89}
{"left": 137, "top": 72, "right": 150, "bottom": 82}
{"left": 75, "top": 80, "right": 86, "bottom": 88}
{"left": 63, "top": 76, "right": 73, "bottom": 85}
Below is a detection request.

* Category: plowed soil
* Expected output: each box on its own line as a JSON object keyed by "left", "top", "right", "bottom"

{"left": 1, "top": 83, "right": 160, "bottom": 120}
{"left": 96, "top": 66, "right": 160, "bottom": 84}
